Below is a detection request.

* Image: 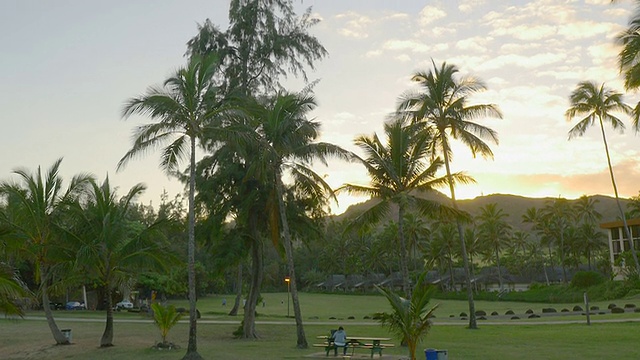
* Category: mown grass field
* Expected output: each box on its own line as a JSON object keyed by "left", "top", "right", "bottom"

{"left": 2, "top": 292, "right": 640, "bottom": 359}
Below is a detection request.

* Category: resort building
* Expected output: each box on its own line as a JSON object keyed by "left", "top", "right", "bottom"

{"left": 600, "top": 218, "right": 640, "bottom": 280}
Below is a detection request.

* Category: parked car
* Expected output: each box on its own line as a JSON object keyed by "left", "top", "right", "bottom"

{"left": 49, "top": 302, "right": 63, "bottom": 310}
{"left": 115, "top": 300, "right": 134, "bottom": 310}
{"left": 65, "top": 301, "right": 85, "bottom": 310}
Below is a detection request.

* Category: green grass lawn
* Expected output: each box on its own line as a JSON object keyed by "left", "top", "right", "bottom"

{"left": 2, "top": 293, "right": 640, "bottom": 359}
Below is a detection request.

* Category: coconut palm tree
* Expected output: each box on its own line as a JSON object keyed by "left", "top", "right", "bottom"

{"left": 566, "top": 81, "right": 640, "bottom": 273}
{"left": 241, "top": 92, "right": 349, "bottom": 348}
{"left": 374, "top": 275, "right": 439, "bottom": 360}
{"left": 541, "top": 198, "right": 575, "bottom": 283}
{"left": 0, "top": 262, "right": 30, "bottom": 317}
{"left": 118, "top": 54, "right": 224, "bottom": 360}
{"left": 0, "top": 158, "right": 91, "bottom": 344}
{"left": 616, "top": 3, "right": 640, "bottom": 125}
{"left": 69, "top": 178, "right": 174, "bottom": 347}
{"left": 397, "top": 61, "right": 502, "bottom": 329}
{"left": 476, "top": 203, "right": 511, "bottom": 291}
{"left": 339, "top": 117, "right": 467, "bottom": 297}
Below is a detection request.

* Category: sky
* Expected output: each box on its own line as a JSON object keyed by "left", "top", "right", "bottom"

{"left": 1, "top": 0, "right": 639, "bottom": 215}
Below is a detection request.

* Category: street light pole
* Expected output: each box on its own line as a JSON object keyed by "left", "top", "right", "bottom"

{"left": 284, "top": 276, "right": 290, "bottom": 317}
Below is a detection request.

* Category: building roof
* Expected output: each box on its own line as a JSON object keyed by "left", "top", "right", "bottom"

{"left": 599, "top": 218, "right": 640, "bottom": 229}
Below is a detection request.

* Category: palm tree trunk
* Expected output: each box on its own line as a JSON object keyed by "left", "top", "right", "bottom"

{"left": 397, "top": 204, "right": 411, "bottom": 297}
{"left": 275, "top": 172, "right": 307, "bottom": 348}
{"left": 100, "top": 282, "right": 114, "bottom": 347}
{"left": 228, "top": 263, "right": 242, "bottom": 316}
{"left": 40, "top": 269, "right": 69, "bottom": 345}
{"left": 559, "top": 231, "right": 567, "bottom": 284}
{"left": 495, "top": 245, "right": 503, "bottom": 291}
{"left": 242, "top": 214, "right": 263, "bottom": 339}
{"left": 183, "top": 136, "right": 202, "bottom": 360}
{"left": 442, "top": 149, "right": 477, "bottom": 329}
{"left": 598, "top": 117, "right": 640, "bottom": 273}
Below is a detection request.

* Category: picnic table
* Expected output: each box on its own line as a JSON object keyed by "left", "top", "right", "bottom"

{"left": 314, "top": 335, "right": 393, "bottom": 358}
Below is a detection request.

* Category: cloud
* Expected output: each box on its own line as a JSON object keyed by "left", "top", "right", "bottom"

{"left": 418, "top": 5, "right": 446, "bottom": 27}
{"left": 476, "top": 52, "right": 566, "bottom": 71}
{"left": 335, "top": 11, "right": 372, "bottom": 39}
{"left": 382, "top": 39, "right": 430, "bottom": 53}
{"left": 456, "top": 36, "right": 493, "bottom": 53}
{"left": 459, "top": 0, "right": 486, "bottom": 13}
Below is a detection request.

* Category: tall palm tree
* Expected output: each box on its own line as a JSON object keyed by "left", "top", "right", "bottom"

{"left": 522, "top": 206, "right": 551, "bottom": 284}
{"left": 69, "top": 178, "right": 174, "bottom": 347}
{"left": 244, "top": 92, "right": 349, "bottom": 348}
{"left": 476, "top": 203, "right": 511, "bottom": 291}
{"left": 339, "top": 117, "right": 467, "bottom": 297}
{"left": 0, "top": 159, "right": 91, "bottom": 344}
{"left": 541, "top": 198, "right": 574, "bottom": 283}
{"left": 398, "top": 61, "right": 502, "bottom": 329}
{"left": 118, "top": 54, "right": 224, "bottom": 360}
{"left": 566, "top": 81, "right": 640, "bottom": 273}
{"left": 616, "top": 1, "right": 640, "bottom": 128}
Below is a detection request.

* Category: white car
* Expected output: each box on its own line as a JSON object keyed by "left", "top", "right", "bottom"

{"left": 115, "top": 300, "right": 134, "bottom": 310}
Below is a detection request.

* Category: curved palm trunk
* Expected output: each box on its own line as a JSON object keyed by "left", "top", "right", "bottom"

{"left": 598, "top": 117, "right": 640, "bottom": 273}
{"left": 242, "top": 213, "right": 263, "bottom": 338}
{"left": 41, "top": 270, "right": 69, "bottom": 345}
{"left": 101, "top": 282, "right": 114, "bottom": 347}
{"left": 442, "top": 150, "right": 477, "bottom": 329}
{"left": 397, "top": 205, "right": 411, "bottom": 297}
{"left": 447, "top": 243, "right": 455, "bottom": 291}
{"left": 275, "top": 173, "right": 307, "bottom": 348}
{"left": 183, "top": 137, "right": 202, "bottom": 360}
{"left": 228, "top": 263, "right": 242, "bottom": 316}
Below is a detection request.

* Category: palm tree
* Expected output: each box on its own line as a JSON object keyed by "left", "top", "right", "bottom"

{"left": 69, "top": 178, "right": 174, "bottom": 347}
{"left": 243, "top": 92, "right": 349, "bottom": 348}
{"left": 118, "top": 54, "right": 224, "bottom": 360}
{"left": 151, "top": 303, "right": 184, "bottom": 348}
{"left": 476, "top": 203, "right": 511, "bottom": 291}
{"left": 339, "top": 117, "right": 467, "bottom": 297}
{"left": 0, "top": 262, "right": 30, "bottom": 317}
{"left": 374, "top": 276, "right": 439, "bottom": 360}
{"left": 616, "top": 3, "right": 640, "bottom": 125}
{"left": 0, "top": 159, "right": 91, "bottom": 344}
{"left": 541, "top": 198, "right": 574, "bottom": 283}
{"left": 566, "top": 81, "right": 640, "bottom": 273}
{"left": 398, "top": 61, "right": 502, "bottom": 329}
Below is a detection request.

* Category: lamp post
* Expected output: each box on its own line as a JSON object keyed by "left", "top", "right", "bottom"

{"left": 284, "top": 276, "right": 290, "bottom": 317}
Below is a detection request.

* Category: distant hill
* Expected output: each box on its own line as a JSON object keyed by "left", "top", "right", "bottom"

{"left": 333, "top": 192, "right": 631, "bottom": 232}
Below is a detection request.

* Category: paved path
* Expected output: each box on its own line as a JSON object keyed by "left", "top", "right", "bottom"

{"left": 19, "top": 316, "right": 640, "bottom": 326}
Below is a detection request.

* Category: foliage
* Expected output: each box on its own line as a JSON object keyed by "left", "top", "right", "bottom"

{"left": 151, "top": 302, "right": 184, "bottom": 346}
{"left": 571, "top": 271, "right": 605, "bottom": 289}
{"left": 0, "top": 262, "right": 31, "bottom": 316}
{"left": 374, "top": 277, "right": 439, "bottom": 360}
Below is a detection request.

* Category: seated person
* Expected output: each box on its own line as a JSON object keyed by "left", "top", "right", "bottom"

{"left": 331, "top": 326, "right": 348, "bottom": 355}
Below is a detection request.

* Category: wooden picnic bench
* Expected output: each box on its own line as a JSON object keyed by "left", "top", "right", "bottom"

{"left": 316, "top": 335, "right": 393, "bottom": 358}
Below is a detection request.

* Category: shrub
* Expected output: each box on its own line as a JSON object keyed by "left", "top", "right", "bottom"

{"left": 542, "top": 308, "right": 556, "bottom": 313}
{"left": 635, "top": 308, "right": 640, "bottom": 313}
{"left": 511, "top": 316, "right": 520, "bottom": 320}
{"left": 624, "top": 304, "right": 636, "bottom": 309}
{"left": 475, "top": 310, "right": 486, "bottom": 316}
{"left": 573, "top": 305, "right": 583, "bottom": 311}
{"left": 525, "top": 309, "right": 533, "bottom": 314}
{"left": 528, "top": 314, "right": 540, "bottom": 318}
{"left": 459, "top": 312, "right": 467, "bottom": 317}
{"left": 611, "top": 307, "right": 625, "bottom": 314}
{"left": 607, "top": 303, "right": 617, "bottom": 309}
{"left": 590, "top": 306, "right": 599, "bottom": 311}
{"left": 561, "top": 308, "right": 569, "bottom": 312}
{"left": 505, "top": 310, "right": 514, "bottom": 315}
{"left": 571, "top": 271, "right": 605, "bottom": 288}
{"left": 491, "top": 311, "right": 498, "bottom": 316}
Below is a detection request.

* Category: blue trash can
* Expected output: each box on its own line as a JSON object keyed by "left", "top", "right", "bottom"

{"left": 425, "top": 348, "right": 437, "bottom": 360}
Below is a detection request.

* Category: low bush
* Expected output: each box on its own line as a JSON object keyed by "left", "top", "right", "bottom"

{"left": 611, "top": 307, "right": 625, "bottom": 314}
{"left": 571, "top": 271, "right": 605, "bottom": 288}
{"left": 525, "top": 309, "right": 533, "bottom": 314}
{"left": 624, "top": 304, "right": 636, "bottom": 309}
{"left": 573, "top": 305, "right": 583, "bottom": 311}
{"left": 475, "top": 310, "right": 486, "bottom": 316}
{"left": 491, "top": 311, "right": 498, "bottom": 316}
{"left": 607, "top": 303, "right": 617, "bottom": 309}
{"left": 542, "top": 308, "right": 556, "bottom": 313}
{"left": 505, "top": 310, "right": 514, "bottom": 315}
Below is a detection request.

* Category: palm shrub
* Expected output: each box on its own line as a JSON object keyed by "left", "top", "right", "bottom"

{"left": 374, "top": 276, "right": 439, "bottom": 360}
{"left": 151, "top": 303, "right": 184, "bottom": 349}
